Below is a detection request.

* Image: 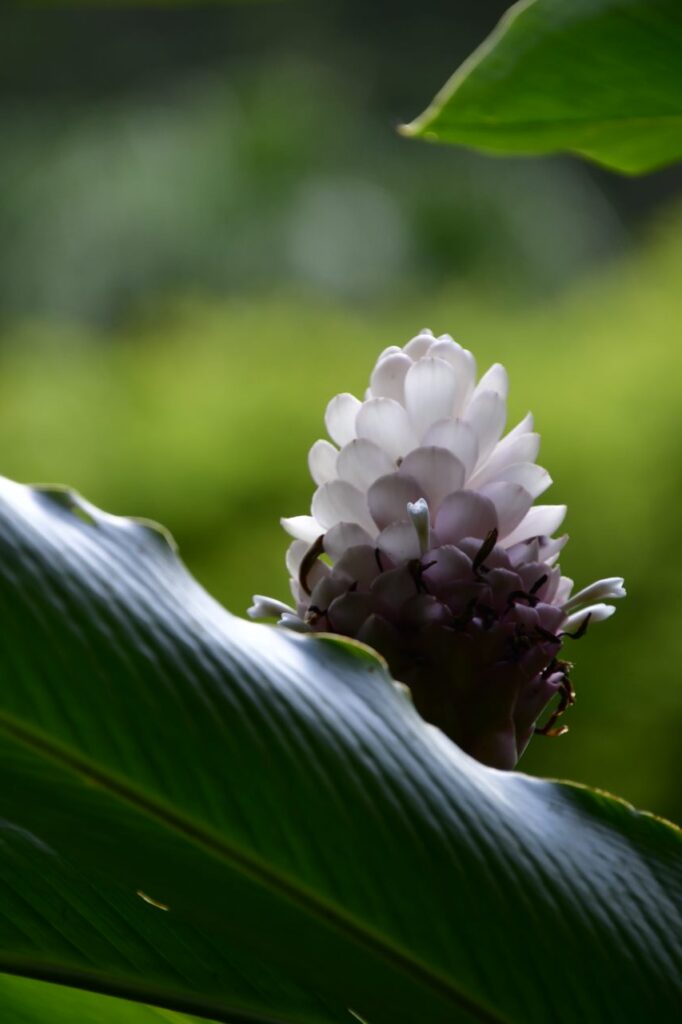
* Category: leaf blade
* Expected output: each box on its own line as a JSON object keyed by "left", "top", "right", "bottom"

{"left": 0, "top": 973, "right": 216, "bottom": 1024}
{"left": 401, "top": 0, "right": 682, "bottom": 174}
{"left": 0, "top": 478, "right": 679, "bottom": 1023}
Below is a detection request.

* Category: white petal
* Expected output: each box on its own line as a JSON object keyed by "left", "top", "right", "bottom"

{"left": 463, "top": 390, "right": 507, "bottom": 463}
{"left": 312, "top": 480, "right": 374, "bottom": 533}
{"left": 479, "top": 482, "right": 533, "bottom": 537}
{"left": 248, "top": 595, "right": 295, "bottom": 619}
{"left": 369, "top": 353, "right": 412, "bottom": 402}
{"left": 422, "top": 419, "right": 479, "bottom": 477}
{"left": 285, "top": 539, "right": 309, "bottom": 577}
{"left": 323, "top": 522, "right": 375, "bottom": 560}
{"left": 428, "top": 340, "right": 477, "bottom": 413}
{"left": 493, "top": 462, "right": 552, "bottom": 500}
{"left": 289, "top": 577, "right": 305, "bottom": 605}
{"left": 563, "top": 604, "right": 616, "bottom": 632}
{"left": 308, "top": 439, "right": 338, "bottom": 486}
{"left": 280, "top": 613, "right": 311, "bottom": 632}
{"left": 399, "top": 446, "right": 466, "bottom": 513}
{"left": 376, "top": 345, "right": 403, "bottom": 362}
{"left": 367, "top": 472, "right": 423, "bottom": 530}
{"left": 506, "top": 537, "right": 540, "bottom": 566}
{"left": 506, "top": 533, "right": 567, "bottom": 568}
{"left": 286, "top": 539, "right": 328, "bottom": 593}
{"left": 540, "top": 533, "right": 569, "bottom": 565}
{"left": 554, "top": 575, "right": 574, "bottom": 605}
{"left": 404, "top": 357, "right": 459, "bottom": 439}
{"left": 563, "top": 577, "right": 626, "bottom": 613}
{"left": 434, "top": 490, "right": 497, "bottom": 545}
{"left": 325, "top": 393, "right": 361, "bottom": 447}
{"left": 355, "top": 397, "right": 417, "bottom": 461}
{"left": 336, "top": 438, "right": 395, "bottom": 491}
{"left": 495, "top": 428, "right": 540, "bottom": 463}
{"left": 500, "top": 505, "right": 567, "bottom": 548}
{"left": 504, "top": 411, "right": 534, "bottom": 440}
{"left": 403, "top": 329, "right": 434, "bottom": 359}
{"left": 377, "top": 520, "right": 421, "bottom": 564}
{"left": 467, "top": 432, "right": 540, "bottom": 488}
{"left": 281, "top": 515, "right": 323, "bottom": 543}
{"left": 473, "top": 363, "right": 508, "bottom": 402}
{"left": 428, "top": 338, "right": 464, "bottom": 363}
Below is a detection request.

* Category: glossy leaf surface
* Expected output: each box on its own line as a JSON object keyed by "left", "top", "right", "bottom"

{"left": 0, "top": 974, "right": 213, "bottom": 1024}
{"left": 0, "top": 478, "right": 679, "bottom": 1023}
{"left": 402, "top": 0, "right": 682, "bottom": 174}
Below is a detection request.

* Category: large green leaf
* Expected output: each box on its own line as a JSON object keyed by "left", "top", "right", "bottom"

{"left": 0, "top": 477, "right": 679, "bottom": 1023}
{"left": 401, "top": 0, "right": 682, "bottom": 174}
{"left": 0, "top": 974, "right": 213, "bottom": 1024}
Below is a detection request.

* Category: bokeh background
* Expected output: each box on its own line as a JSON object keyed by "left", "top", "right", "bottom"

{"left": 1, "top": 1, "right": 680, "bottom": 821}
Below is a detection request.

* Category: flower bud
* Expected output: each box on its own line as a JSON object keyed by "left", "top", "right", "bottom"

{"left": 250, "top": 330, "right": 625, "bottom": 769}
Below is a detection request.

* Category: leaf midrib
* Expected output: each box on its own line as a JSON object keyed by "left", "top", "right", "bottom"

{"left": 0, "top": 709, "right": 505, "bottom": 1024}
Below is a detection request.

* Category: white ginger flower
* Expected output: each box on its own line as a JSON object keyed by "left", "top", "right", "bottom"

{"left": 250, "top": 329, "right": 625, "bottom": 769}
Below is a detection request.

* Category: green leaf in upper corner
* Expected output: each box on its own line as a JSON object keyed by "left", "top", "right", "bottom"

{"left": 0, "top": 476, "right": 679, "bottom": 1024}
{"left": 401, "top": 0, "right": 682, "bottom": 174}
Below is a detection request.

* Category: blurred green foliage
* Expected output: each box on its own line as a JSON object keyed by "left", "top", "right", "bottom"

{"left": 0, "top": 57, "right": 625, "bottom": 323}
{"left": 0, "top": 2, "right": 658, "bottom": 326}
{"left": 0, "top": 205, "right": 680, "bottom": 822}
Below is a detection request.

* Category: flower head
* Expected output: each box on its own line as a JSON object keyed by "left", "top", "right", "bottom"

{"left": 250, "top": 329, "right": 625, "bottom": 769}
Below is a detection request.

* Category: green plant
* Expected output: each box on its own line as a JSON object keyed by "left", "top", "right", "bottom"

{"left": 402, "top": 0, "right": 682, "bottom": 174}
{"left": 0, "top": 479, "right": 679, "bottom": 1023}
{"left": 1, "top": 2, "right": 681, "bottom": 1021}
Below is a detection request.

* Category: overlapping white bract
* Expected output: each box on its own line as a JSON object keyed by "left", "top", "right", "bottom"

{"left": 249, "top": 329, "right": 624, "bottom": 768}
